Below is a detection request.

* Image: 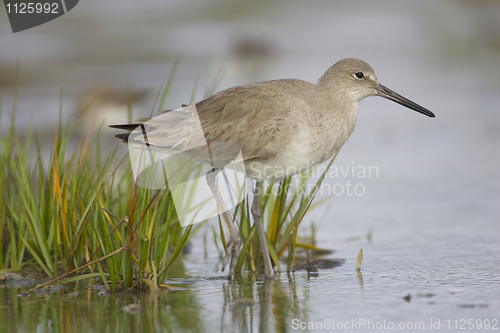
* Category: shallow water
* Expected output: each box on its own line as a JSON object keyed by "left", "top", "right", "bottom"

{"left": 1, "top": 0, "right": 499, "bottom": 332}
{"left": 1, "top": 236, "right": 499, "bottom": 333}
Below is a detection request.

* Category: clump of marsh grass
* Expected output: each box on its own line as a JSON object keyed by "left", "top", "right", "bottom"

{"left": 0, "top": 65, "right": 197, "bottom": 292}
{"left": 1, "top": 65, "right": 337, "bottom": 293}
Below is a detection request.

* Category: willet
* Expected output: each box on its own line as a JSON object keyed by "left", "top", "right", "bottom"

{"left": 111, "top": 58, "right": 435, "bottom": 279}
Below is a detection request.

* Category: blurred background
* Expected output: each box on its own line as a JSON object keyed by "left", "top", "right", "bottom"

{"left": 1, "top": 0, "right": 498, "bottom": 235}
{"left": 0, "top": 0, "right": 499, "bottom": 325}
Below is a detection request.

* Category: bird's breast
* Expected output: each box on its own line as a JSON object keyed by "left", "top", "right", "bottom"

{"left": 244, "top": 104, "right": 357, "bottom": 181}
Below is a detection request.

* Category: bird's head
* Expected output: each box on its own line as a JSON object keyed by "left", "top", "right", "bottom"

{"left": 318, "top": 58, "right": 435, "bottom": 117}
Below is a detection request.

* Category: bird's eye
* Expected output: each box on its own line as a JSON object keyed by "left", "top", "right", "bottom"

{"left": 355, "top": 72, "right": 364, "bottom": 79}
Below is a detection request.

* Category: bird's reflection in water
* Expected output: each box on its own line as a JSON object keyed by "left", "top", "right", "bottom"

{"left": 221, "top": 273, "right": 309, "bottom": 333}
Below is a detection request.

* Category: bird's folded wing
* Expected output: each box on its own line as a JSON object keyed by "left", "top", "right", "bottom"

{"left": 195, "top": 81, "right": 309, "bottom": 161}
{"left": 111, "top": 80, "right": 312, "bottom": 162}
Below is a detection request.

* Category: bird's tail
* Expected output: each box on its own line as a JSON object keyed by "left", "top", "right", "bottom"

{"left": 109, "top": 104, "right": 187, "bottom": 145}
{"left": 109, "top": 117, "right": 152, "bottom": 146}
{"left": 109, "top": 104, "right": 195, "bottom": 148}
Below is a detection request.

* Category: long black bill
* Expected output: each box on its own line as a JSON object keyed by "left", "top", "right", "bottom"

{"left": 373, "top": 84, "right": 435, "bottom": 118}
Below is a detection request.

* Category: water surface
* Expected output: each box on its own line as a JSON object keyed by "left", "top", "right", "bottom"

{"left": 0, "top": 0, "right": 499, "bottom": 332}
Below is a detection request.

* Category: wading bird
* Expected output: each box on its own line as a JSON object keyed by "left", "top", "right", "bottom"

{"left": 111, "top": 58, "right": 435, "bottom": 279}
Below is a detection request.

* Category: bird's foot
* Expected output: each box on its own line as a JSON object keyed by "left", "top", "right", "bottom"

{"left": 263, "top": 263, "right": 276, "bottom": 280}
{"left": 222, "top": 234, "right": 242, "bottom": 279}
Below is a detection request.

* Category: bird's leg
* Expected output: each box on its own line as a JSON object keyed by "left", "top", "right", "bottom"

{"left": 206, "top": 168, "right": 242, "bottom": 278}
{"left": 259, "top": 279, "right": 273, "bottom": 332}
{"left": 252, "top": 180, "right": 274, "bottom": 278}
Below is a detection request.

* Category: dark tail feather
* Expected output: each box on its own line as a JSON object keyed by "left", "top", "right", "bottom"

{"left": 109, "top": 123, "right": 142, "bottom": 131}
{"left": 109, "top": 117, "right": 152, "bottom": 131}
{"left": 115, "top": 133, "right": 130, "bottom": 142}
{"left": 110, "top": 117, "right": 153, "bottom": 146}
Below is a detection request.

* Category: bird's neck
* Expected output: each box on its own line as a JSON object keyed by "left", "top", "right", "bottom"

{"left": 311, "top": 84, "right": 359, "bottom": 148}
{"left": 314, "top": 82, "right": 359, "bottom": 118}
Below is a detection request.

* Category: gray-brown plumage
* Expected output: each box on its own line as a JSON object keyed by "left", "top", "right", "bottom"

{"left": 111, "top": 58, "right": 434, "bottom": 279}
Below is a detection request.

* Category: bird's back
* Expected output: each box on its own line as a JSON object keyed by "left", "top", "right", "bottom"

{"left": 195, "top": 79, "right": 317, "bottom": 161}
{"left": 115, "top": 78, "right": 352, "bottom": 180}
